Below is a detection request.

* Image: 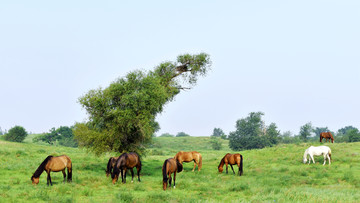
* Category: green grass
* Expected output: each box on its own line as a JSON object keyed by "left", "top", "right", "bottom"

{"left": 0, "top": 138, "right": 359, "bottom": 202}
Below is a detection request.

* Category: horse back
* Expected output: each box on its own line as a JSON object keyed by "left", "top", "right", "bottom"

{"left": 124, "top": 153, "right": 141, "bottom": 168}
{"left": 46, "top": 155, "right": 70, "bottom": 172}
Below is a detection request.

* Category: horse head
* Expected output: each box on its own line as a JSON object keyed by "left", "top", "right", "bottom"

{"left": 302, "top": 157, "right": 307, "bottom": 164}
{"left": 31, "top": 176, "right": 39, "bottom": 185}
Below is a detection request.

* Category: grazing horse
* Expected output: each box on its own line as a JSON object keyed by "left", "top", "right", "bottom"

{"left": 111, "top": 152, "right": 141, "bottom": 184}
{"left": 174, "top": 151, "right": 202, "bottom": 171}
{"left": 105, "top": 156, "right": 119, "bottom": 177}
{"left": 303, "top": 146, "right": 332, "bottom": 165}
{"left": 162, "top": 158, "right": 183, "bottom": 190}
{"left": 320, "top": 132, "right": 334, "bottom": 143}
{"left": 31, "top": 155, "right": 72, "bottom": 186}
{"left": 218, "top": 153, "right": 243, "bottom": 176}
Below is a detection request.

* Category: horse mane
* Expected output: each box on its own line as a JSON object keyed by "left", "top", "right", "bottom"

{"left": 106, "top": 157, "right": 114, "bottom": 174}
{"left": 162, "top": 159, "right": 169, "bottom": 183}
{"left": 218, "top": 157, "right": 225, "bottom": 168}
{"left": 32, "top": 155, "right": 53, "bottom": 178}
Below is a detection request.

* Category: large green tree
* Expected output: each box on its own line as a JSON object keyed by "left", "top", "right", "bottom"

{"left": 4, "top": 126, "right": 27, "bottom": 143}
{"left": 228, "top": 112, "right": 280, "bottom": 150}
{"left": 74, "top": 53, "right": 211, "bottom": 154}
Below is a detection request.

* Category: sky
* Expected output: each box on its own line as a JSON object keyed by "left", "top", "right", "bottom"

{"left": 1, "top": 1, "right": 359, "bottom": 137}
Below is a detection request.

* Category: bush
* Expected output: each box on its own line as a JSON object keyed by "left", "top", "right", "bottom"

{"left": 4, "top": 126, "right": 28, "bottom": 142}
{"left": 176, "top": 132, "right": 190, "bottom": 137}
{"left": 210, "top": 137, "right": 222, "bottom": 150}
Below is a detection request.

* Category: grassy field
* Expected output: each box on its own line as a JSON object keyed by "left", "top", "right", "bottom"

{"left": 0, "top": 136, "right": 359, "bottom": 202}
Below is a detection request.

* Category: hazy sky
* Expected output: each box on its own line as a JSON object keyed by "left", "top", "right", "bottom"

{"left": 1, "top": 1, "right": 359, "bottom": 137}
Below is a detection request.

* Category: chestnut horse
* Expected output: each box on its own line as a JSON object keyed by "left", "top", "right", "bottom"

{"left": 320, "top": 132, "right": 334, "bottom": 143}
{"left": 31, "top": 155, "right": 72, "bottom": 186}
{"left": 174, "top": 151, "right": 202, "bottom": 171}
{"left": 105, "top": 156, "right": 119, "bottom": 177}
{"left": 162, "top": 158, "right": 183, "bottom": 190}
{"left": 111, "top": 152, "right": 141, "bottom": 184}
{"left": 218, "top": 153, "right": 243, "bottom": 176}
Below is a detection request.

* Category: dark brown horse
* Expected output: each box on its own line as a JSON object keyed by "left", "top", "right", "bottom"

{"left": 218, "top": 153, "right": 243, "bottom": 176}
{"left": 320, "top": 132, "right": 334, "bottom": 143}
{"left": 111, "top": 152, "right": 141, "bottom": 184}
{"left": 105, "top": 156, "right": 119, "bottom": 177}
{"left": 162, "top": 158, "right": 183, "bottom": 190}
{"left": 174, "top": 151, "right": 202, "bottom": 171}
{"left": 31, "top": 155, "right": 72, "bottom": 186}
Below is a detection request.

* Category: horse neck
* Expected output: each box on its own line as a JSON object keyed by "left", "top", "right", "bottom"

{"left": 303, "top": 150, "right": 309, "bottom": 159}
{"left": 218, "top": 158, "right": 225, "bottom": 168}
{"left": 32, "top": 156, "right": 52, "bottom": 178}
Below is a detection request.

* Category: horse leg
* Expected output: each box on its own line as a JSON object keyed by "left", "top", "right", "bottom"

{"left": 169, "top": 173, "right": 172, "bottom": 187}
{"left": 62, "top": 169, "right": 66, "bottom": 183}
{"left": 323, "top": 155, "right": 326, "bottom": 165}
{"left": 130, "top": 168, "right": 134, "bottom": 183}
{"left": 225, "top": 163, "right": 228, "bottom": 174}
{"left": 310, "top": 155, "right": 315, "bottom": 164}
{"left": 327, "top": 154, "right": 331, "bottom": 165}
{"left": 137, "top": 166, "right": 141, "bottom": 182}
{"left": 47, "top": 172, "right": 52, "bottom": 186}
{"left": 123, "top": 168, "right": 127, "bottom": 183}
{"left": 120, "top": 168, "right": 124, "bottom": 183}
{"left": 173, "top": 172, "right": 176, "bottom": 189}
{"left": 192, "top": 160, "right": 196, "bottom": 172}
{"left": 230, "top": 165, "right": 235, "bottom": 174}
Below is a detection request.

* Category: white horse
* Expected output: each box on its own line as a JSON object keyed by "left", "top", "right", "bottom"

{"left": 303, "top": 146, "right": 331, "bottom": 165}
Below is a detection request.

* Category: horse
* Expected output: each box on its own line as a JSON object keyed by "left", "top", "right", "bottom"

{"left": 31, "top": 155, "right": 72, "bottom": 186}
{"left": 105, "top": 156, "right": 119, "bottom": 177}
{"left": 111, "top": 152, "right": 141, "bottom": 184}
{"left": 174, "top": 151, "right": 202, "bottom": 171}
{"left": 320, "top": 132, "right": 334, "bottom": 143}
{"left": 162, "top": 158, "right": 183, "bottom": 190}
{"left": 218, "top": 153, "right": 243, "bottom": 176}
{"left": 303, "top": 146, "right": 332, "bottom": 165}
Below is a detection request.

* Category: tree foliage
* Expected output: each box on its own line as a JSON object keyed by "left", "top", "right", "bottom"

{"left": 176, "top": 132, "right": 190, "bottom": 137}
{"left": 4, "top": 126, "right": 28, "bottom": 143}
{"left": 34, "top": 126, "right": 78, "bottom": 147}
{"left": 74, "top": 53, "right": 211, "bottom": 155}
{"left": 299, "top": 122, "right": 313, "bottom": 142}
{"left": 159, "top": 133, "right": 174, "bottom": 137}
{"left": 228, "top": 112, "right": 280, "bottom": 150}
{"left": 211, "top": 127, "right": 226, "bottom": 139}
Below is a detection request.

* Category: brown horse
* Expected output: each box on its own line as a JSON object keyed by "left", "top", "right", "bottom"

{"left": 218, "top": 153, "right": 243, "bottom": 176}
{"left": 105, "top": 156, "right": 119, "bottom": 177}
{"left": 162, "top": 158, "right": 183, "bottom": 190}
{"left": 112, "top": 152, "right": 141, "bottom": 184}
{"left": 320, "top": 132, "right": 334, "bottom": 143}
{"left": 31, "top": 155, "right": 72, "bottom": 186}
{"left": 174, "top": 151, "right": 202, "bottom": 171}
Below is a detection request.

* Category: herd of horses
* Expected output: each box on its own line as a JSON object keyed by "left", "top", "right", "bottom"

{"left": 31, "top": 132, "right": 335, "bottom": 189}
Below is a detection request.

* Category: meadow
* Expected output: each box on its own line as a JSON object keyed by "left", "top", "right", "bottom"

{"left": 0, "top": 136, "right": 359, "bottom": 202}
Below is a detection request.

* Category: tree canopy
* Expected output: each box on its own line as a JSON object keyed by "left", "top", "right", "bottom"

{"left": 74, "top": 53, "right": 211, "bottom": 155}
{"left": 228, "top": 112, "right": 280, "bottom": 150}
{"left": 4, "top": 126, "right": 27, "bottom": 143}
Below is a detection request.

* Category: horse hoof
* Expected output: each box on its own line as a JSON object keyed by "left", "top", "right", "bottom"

{"left": 131, "top": 181, "right": 134, "bottom": 183}
{"left": 173, "top": 186, "right": 176, "bottom": 189}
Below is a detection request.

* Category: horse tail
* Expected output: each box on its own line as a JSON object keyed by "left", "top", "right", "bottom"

{"left": 320, "top": 133, "right": 322, "bottom": 142}
{"left": 68, "top": 162, "right": 72, "bottom": 182}
{"left": 240, "top": 154, "right": 243, "bottom": 176}
{"left": 162, "top": 159, "right": 169, "bottom": 183}
{"left": 198, "top": 154, "right": 203, "bottom": 171}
